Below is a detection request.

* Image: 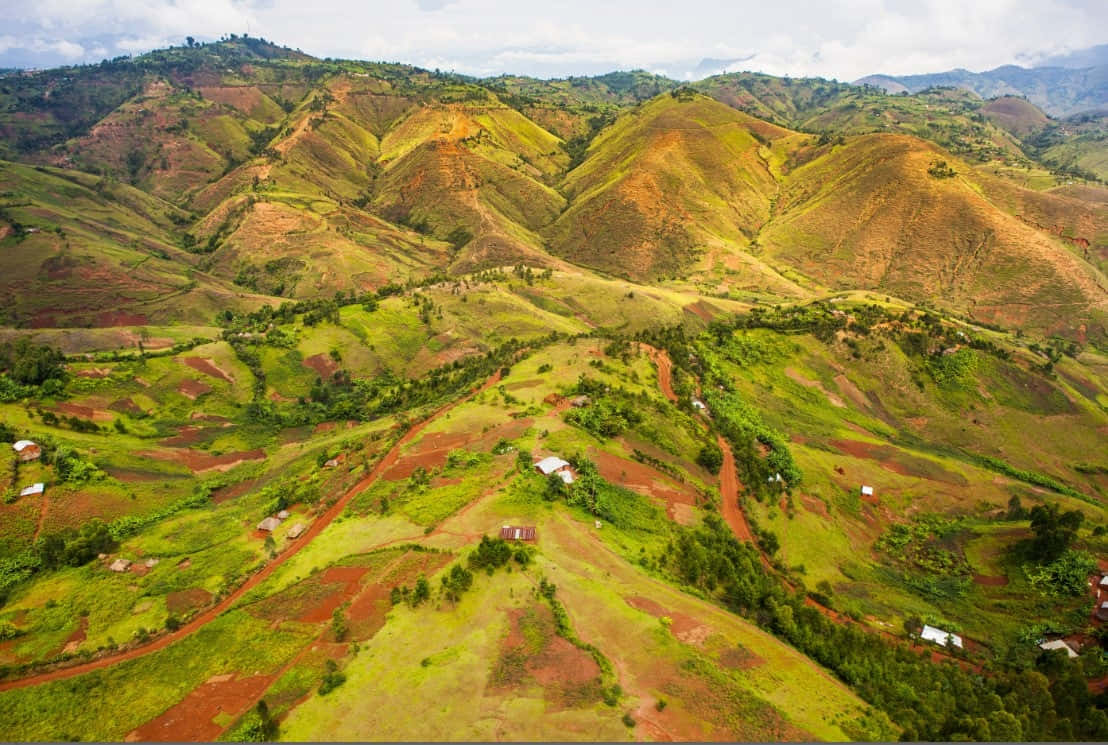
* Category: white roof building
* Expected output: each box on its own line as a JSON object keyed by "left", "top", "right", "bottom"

{"left": 1039, "top": 640, "right": 1078, "bottom": 658}
{"left": 109, "top": 558, "right": 132, "bottom": 572}
{"left": 535, "top": 456, "right": 570, "bottom": 475}
{"left": 287, "top": 523, "right": 306, "bottom": 539}
{"left": 19, "top": 483, "right": 44, "bottom": 497}
{"left": 12, "top": 440, "right": 36, "bottom": 452}
{"left": 691, "top": 398, "right": 706, "bottom": 410}
{"left": 1099, "top": 575, "right": 1108, "bottom": 588}
{"left": 277, "top": 509, "right": 290, "bottom": 519}
{"left": 861, "top": 485, "right": 874, "bottom": 496}
{"left": 921, "top": 624, "right": 963, "bottom": 649}
{"left": 557, "top": 470, "right": 575, "bottom": 485}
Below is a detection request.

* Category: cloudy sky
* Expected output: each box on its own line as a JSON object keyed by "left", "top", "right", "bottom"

{"left": 1, "top": 0, "right": 1106, "bottom": 81}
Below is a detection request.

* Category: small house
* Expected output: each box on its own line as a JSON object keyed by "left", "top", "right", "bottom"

{"left": 921, "top": 624, "right": 963, "bottom": 649}
{"left": 109, "top": 558, "right": 132, "bottom": 572}
{"left": 324, "top": 458, "right": 340, "bottom": 468}
{"left": 860, "top": 485, "right": 874, "bottom": 497}
{"left": 535, "top": 456, "right": 570, "bottom": 476}
{"left": 1098, "top": 575, "right": 1108, "bottom": 589}
{"left": 1097, "top": 602, "right": 1108, "bottom": 621}
{"left": 12, "top": 440, "right": 41, "bottom": 462}
{"left": 144, "top": 558, "right": 159, "bottom": 569}
{"left": 691, "top": 398, "right": 706, "bottom": 411}
{"left": 570, "top": 395, "right": 590, "bottom": 408}
{"left": 1039, "top": 640, "right": 1078, "bottom": 658}
{"left": 277, "top": 509, "right": 290, "bottom": 520}
{"left": 287, "top": 523, "right": 306, "bottom": 539}
{"left": 557, "top": 470, "right": 575, "bottom": 485}
{"left": 500, "top": 525, "right": 536, "bottom": 542}
{"left": 257, "top": 516, "right": 282, "bottom": 532}
{"left": 19, "top": 483, "right": 44, "bottom": 497}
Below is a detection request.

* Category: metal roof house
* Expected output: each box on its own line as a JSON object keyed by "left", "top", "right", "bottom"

{"left": 12, "top": 440, "right": 41, "bottom": 461}
{"left": 861, "top": 485, "right": 874, "bottom": 496}
{"left": 287, "top": 523, "right": 306, "bottom": 539}
{"left": 921, "top": 624, "right": 963, "bottom": 649}
{"left": 535, "top": 456, "right": 570, "bottom": 475}
{"left": 109, "top": 558, "right": 132, "bottom": 572}
{"left": 1039, "top": 640, "right": 1078, "bottom": 658}
{"left": 19, "top": 483, "right": 44, "bottom": 497}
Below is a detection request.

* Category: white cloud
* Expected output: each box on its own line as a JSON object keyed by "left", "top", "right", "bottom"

{"left": 0, "top": 0, "right": 1105, "bottom": 80}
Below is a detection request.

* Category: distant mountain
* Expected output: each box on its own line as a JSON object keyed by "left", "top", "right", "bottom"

{"left": 856, "top": 61, "right": 1108, "bottom": 117}
{"left": 1036, "top": 43, "right": 1108, "bottom": 69}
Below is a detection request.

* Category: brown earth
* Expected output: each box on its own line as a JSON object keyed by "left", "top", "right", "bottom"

{"left": 973, "top": 574, "right": 1010, "bottom": 586}
{"left": 302, "top": 353, "right": 339, "bottom": 379}
{"left": 125, "top": 674, "right": 273, "bottom": 742}
{"left": 590, "top": 449, "right": 699, "bottom": 524}
{"left": 53, "top": 402, "right": 113, "bottom": 423}
{"left": 177, "top": 379, "right": 212, "bottom": 399}
{"left": 137, "top": 448, "right": 266, "bottom": 473}
{"left": 381, "top": 417, "right": 532, "bottom": 481}
{"left": 183, "top": 357, "right": 234, "bottom": 383}
{"left": 166, "top": 588, "right": 214, "bottom": 615}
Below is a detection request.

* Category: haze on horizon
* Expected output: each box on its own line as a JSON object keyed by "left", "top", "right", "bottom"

{"left": 1, "top": 0, "right": 1106, "bottom": 83}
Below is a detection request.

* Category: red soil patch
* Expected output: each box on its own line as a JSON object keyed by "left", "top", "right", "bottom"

{"left": 382, "top": 417, "right": 532, "bottom": 481}
{"left": 138, "top": 448, "right": 266, "bottom": 472}
{"left": 682, "top": 301, "right": 714, "bottom": 321}
{"left": 108, "top": 398, "right": 144, "bottom": 416}
{"left": 302, "top": 353, "right": 339, "bottom": 379}
{"left": 166, "top": 588, "right": 214, "bottom": 615}
{"left": 624, "top": 596, "right": 714, "bottom": 647}
{"left": 160, "top": 426, "right": 212, "bottom": 447}
{"left": 58, "top": 617, "right": 88, "bottom": 656}
{"left": 973, "top": 574, "right": 1010, "bottom": 586}
{"left": 800, "top": 495, "right": 830, "bottom": 518}
{"left": 53, "top": 402, "right": 113, "bottom": 423}
{"left": 96, "top": 311, "right": 149, "bottom": 327}
{"left": 177, "top": 379, "right": 212, "bottom": 399}
{"left": 212, "top": 478, "right": 258, "bottom": 504}
{"left": 189, "top": 412, "right": 230, "bottom": 423}
{"left": 74, "top": 368, "right": 111, "bottom": 379}
{"left": 104, "top": 468, "right": 171, "bottom": 483}
{"left": 590, "top": 449, "right": 699, "bottom": 524}
{"left": 717, "top": 645, "right": 765, "bottom": 670}
{"left": 298, "top": 566, "right": 369, "bottom": 623}
{"left": 184, "top": 357, "right": 234, "bottom": 383}
{"left": 313, "top": 421, "right": 337, "bottom": 434}
{"left": 126, "top": 674, "right": 273, "bottom": 742}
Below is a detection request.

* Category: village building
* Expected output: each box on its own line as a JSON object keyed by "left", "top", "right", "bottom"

{"left": 535, "top": 456, "right": 570, "bottom": 475}
{"left": 257, "top": 516, "right": 282, "bottom": 532}
{"left": 277, "top": 509, "right": 290, "bottom": 520}
{"left": 287, "top": 523, "right": 306, "bottom": 539}
{"left": 109, "top": 558, "right": 132, "bottom": 572}
{"left": 19, "top": 483, "right": 44, "bottom": 497}
{"left": 921, "top": 624, "right": 963, "bottom": 649}
{"left": 570, "top": 395, "right": 590, "bottom": 408}
{"left": 1039, "top": 639, "right": 1078, "bottom": 658}
{"left": 860, "top": 485, "right": 874, "bottom": 497}
{"left": 500, "top": 525, "right": 536, "bottom": 541}
{"left": 1098, "top": 574, "right": 1108, "bottom": 589}
{"left": 12, "top": 440, "right": 41, "bottom": 462}
{"left": 1097, "top": 602, "right": 1108, "bottom": 622}
{"left": 691, "top": 398, "right": 706, "bottom": 411}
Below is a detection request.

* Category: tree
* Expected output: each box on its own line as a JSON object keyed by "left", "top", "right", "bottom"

{"left": 696, "top": 442, "right": 723, "bottom": 474}
{"left": 441, "top": 564, "right": 473, "bottom": 604}
{"left": 1028, "top": 504, "right": 1083, "bottom": 562}
{"left": 411, "top": 575, "right": 430, "bottom": 606}
{"left": 331, "top": 607, "right": 348, "bottom": 641}
{"left": 186, "top": 36, "right": 196, "bottom": 48}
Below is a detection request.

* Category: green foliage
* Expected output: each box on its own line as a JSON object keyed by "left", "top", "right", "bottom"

{"left": 665, "top": 514, "right": 1106, "bottom": 741}
{"left": 1028, "top": 503, "right": 1084, "bottom": 562}
{"left": 704, "top": 390, "right": 801, "bottom": 495}
{"left": 331, "top": 607, "right": 348, "bottom": 641}
{"left": 927, "top": 159, "right": 957, "bottom": 178}
{"left": 696, "top": 441, "right": 723, "bottom": 474}
{"left": 440, "top": 563, "right": 474, "bottom": 603}
{"left": 52, "top": 445, "right": 105, "bottom": 484}
{"left": 973, "top": 455, "right": 1087, "bottom": 502}
{"left": 925, "top": 349, "right": 978, "bottom": 390}
{"left": 0, "top": 337, "right": 66, "bottom": 387}
{"left": 318, "top": 659, "right": 346, "bottom": 695}
{"left": 563, "top": 392, "right": 642, "bottom": 439}
{"left": 1025, "top": 550, "right": 1097, "bottom": 596}
{"left": 468, "top": 535, "right": 513, "bottom": 571}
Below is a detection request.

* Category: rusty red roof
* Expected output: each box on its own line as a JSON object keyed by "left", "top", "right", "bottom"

{"left": 500, "top": 525, "right": 536, "bottom": 541}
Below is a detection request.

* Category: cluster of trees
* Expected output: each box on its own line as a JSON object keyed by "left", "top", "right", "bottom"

{"left": 0, "top": 337, "right": 66, "bottom": 391}
{"left": 666, "top": 514, "right": 1108, "bottom": 741}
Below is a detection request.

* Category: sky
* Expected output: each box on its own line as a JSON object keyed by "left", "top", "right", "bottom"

{"left": 1, "top": 0, "right": 1106, "bottom": 81}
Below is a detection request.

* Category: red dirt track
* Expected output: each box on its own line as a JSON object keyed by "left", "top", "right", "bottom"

{"left": 0, "top": 370, "right": 502, "bottom": 693}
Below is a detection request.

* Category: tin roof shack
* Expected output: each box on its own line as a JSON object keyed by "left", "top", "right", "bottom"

{"left": 500, "top": 525, "right": 536, "bottom": 542}
{"left": 257, "top": 516, "right": 282, "bottom": 532}
{"left": 921, "top": 624, "right": 963, "bottom": 649}
{"left": 287, "top": 523, "right": 306, "bottom": 539}
{"left": 19, "top": 483, "right": 44, "bottom": 497}
{"left": 535, "top": 456, "right": 570, "bottom": 475}
{"left": 109, "top": 558, "right": 132, "bottom": 572}
{"left": 1039, "top": 639, "right": 1078, "bottom": 658}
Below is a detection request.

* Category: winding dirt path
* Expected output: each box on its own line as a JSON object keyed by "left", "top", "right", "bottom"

{"left": 0, "top": 371, "right": 502, "bottom": 693}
